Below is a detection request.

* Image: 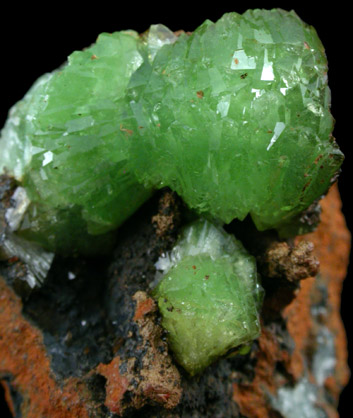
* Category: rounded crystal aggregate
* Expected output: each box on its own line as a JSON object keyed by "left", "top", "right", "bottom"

{"left": 125, "top": 9, "right": 342, "bottom": 233}
{"left": 153, "top": 219, "right": 263, "bottom": 375}
{"left": 0, "top": 9, "right": 343, "bottom": 253}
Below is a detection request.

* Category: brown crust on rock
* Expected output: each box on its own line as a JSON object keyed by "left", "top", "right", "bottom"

{"left": 296, "top": 184, "right": 350, "bottom": 396}
{"left": 152, "top": 190, "right": 181, "bottom": 238}
{"left": 232, "top": 327, "right": 292, "bottom": 417}
{"left": 130, "top": 291, "right": 182, "bottom": 410}
{"left": 0, "top": 184, "right": 349, "bottom": 417}
{"left": 262, "top": 240, "right": 320, "bottom": 282}
{"left": 0, "top": 277, "right": 92, "bottom": 418}
{"left": 233, "top": 184, "right": 350, "bottom": 417}
{"left": 96, "top": 357, "right": 129, "bottom": 415}
{"left": 95, "top": 292, "right": 182, "bottom": 416}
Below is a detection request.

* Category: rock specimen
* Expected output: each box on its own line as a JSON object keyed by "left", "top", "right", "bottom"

{"left": 0, "top": 7, "right": 349, "bottom": 418}
{"left": 0, "top": 185, "right": 350, "bottom": 417}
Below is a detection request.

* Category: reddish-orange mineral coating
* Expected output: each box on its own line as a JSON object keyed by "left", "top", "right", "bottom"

{"left": 0, "top": 184, "right": 350, "bottom": 417}
{"left": 0, "top": 278, "right": 91, "bottom": 417}
{"left": 233, "top": 184, "right": 350, "bottom": 418}
{"left": 97, "top": 357, "right": 129, "bottom": 415}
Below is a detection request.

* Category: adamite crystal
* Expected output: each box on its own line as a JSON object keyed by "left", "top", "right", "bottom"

{"left": 153, "top": 219, "right": 263, "bottom": 375}
{"left": 0, "top": 31, "right": 154, "bottom": 252}
{"left": 0, "top": 9, "right": 343, "bottom": 253}
{"left": 126, "top": 9, "right": 342, "bottom": 232}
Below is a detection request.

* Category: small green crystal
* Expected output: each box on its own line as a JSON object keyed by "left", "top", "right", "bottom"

{"left": 152, "top": 219, "right": 263, "bottom": 375}
{"left": 0, "top": 9, "right": 343, "bottom": 253}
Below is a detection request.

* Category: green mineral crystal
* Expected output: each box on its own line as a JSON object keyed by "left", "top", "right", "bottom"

{"left": 0, "top": 30, "right": 155, "bottom": 253}
{"left": 152, "top": 219, "right": 263, "bottom": 375}
{"left": 125, "top": 9, "right": 342, "bottom": 232}
{"left": 0, "top": 9, "right": 342, "bottom": 254}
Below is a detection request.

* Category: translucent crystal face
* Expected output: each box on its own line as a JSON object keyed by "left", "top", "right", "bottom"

{"left": 153, "top": 219, "right": 263, "bottom": 375}
{"left": 0, "top": 10, "right": 343, "bottom": 254}
{"left": 0, "top": 31, "right": 154, "bottom": 253}
{"left": 125, "top": 10, "right": 343, "bottom": 232}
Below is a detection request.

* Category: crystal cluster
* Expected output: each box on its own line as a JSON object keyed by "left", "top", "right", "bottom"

{"left": 126, "top": 10, "right": 342, "bottom": 233}
{"left": 153, "top": 219, "right": 263, "bottom": 375}
{"left": 0, "top": 31, "right": 155, "bottom": 253}
{"left": 0, "top": 9, "right": 343, "bottom": 253}
{"left": 0, "top": 9, "right": 342, "bottom": 374}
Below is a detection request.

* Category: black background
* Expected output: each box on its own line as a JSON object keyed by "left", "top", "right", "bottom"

{"left": 0, "top": 2, "right": 351, "bottom": 417}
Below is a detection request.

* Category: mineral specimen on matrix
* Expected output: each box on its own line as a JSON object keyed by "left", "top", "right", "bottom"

{"left": 0, "top": 8, "right": 349, "bottom": 418}
{"left": 0, "top": 9, "right": 342, "bottom": 256}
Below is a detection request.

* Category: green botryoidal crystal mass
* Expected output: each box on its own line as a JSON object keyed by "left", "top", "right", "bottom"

{"left": 126, "top": 10, "right": 343, "bottom": 233}
{"left": 0, "top": 31, "right": 154, "bottom": 253}
{"left": 152, "top": 219, "right": 263, "bottom": 375}
{"left": 0, "top": 9, "right": 343, "bottom": 253}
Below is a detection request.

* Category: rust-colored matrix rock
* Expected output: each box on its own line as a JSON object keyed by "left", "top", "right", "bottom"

{"left": 0, "top": 184, "right": 350, "bottom": 417}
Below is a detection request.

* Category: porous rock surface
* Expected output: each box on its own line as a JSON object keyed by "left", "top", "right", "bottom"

{"left": 0, "top": 184, "right": 350, "bottom": 417}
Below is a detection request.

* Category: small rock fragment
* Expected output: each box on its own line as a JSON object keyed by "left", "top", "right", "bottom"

{"left": 262, "top": 240, "right": 319, "bottom": 282}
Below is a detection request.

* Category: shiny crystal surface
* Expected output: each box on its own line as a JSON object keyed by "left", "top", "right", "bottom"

{"left": 0, "top": 30, "right": 156, "bottom": 252}
{"left": 153, "top": 219, "right": 263, "bottom": 375}
{"left": 126, "top": 9, "right": 342, "bottom": 232}
{"left": 0, "top": 10, "right": 343, "bottom": 254}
